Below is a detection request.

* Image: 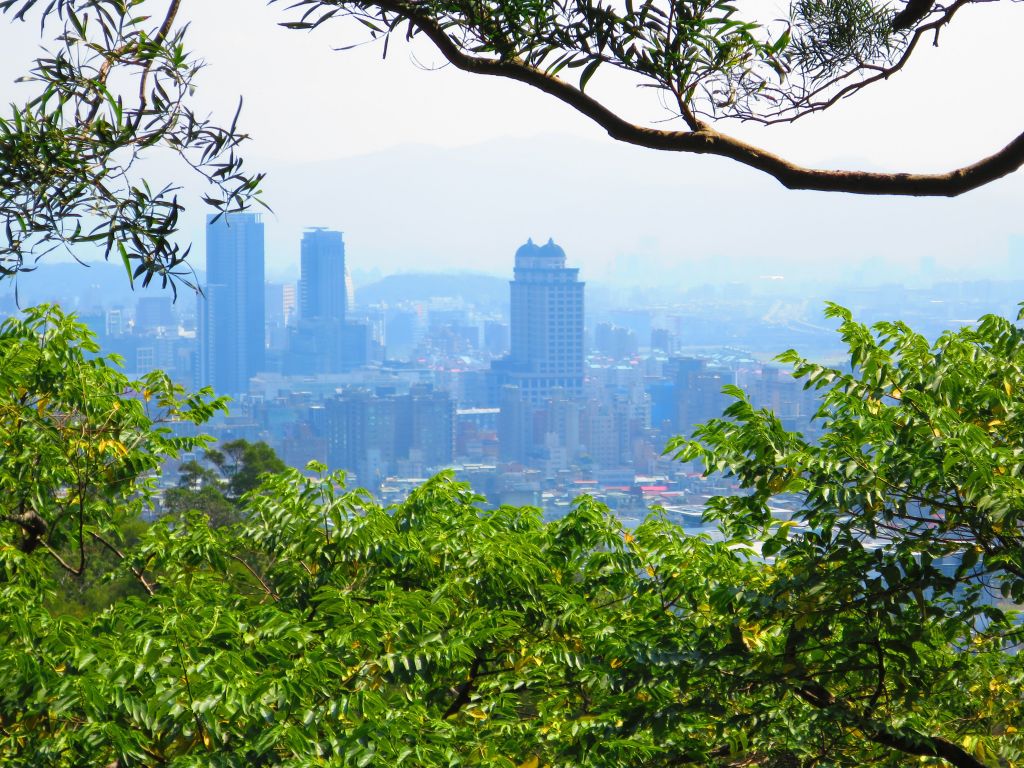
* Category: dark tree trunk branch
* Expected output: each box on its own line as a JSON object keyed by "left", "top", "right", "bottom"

{"left": 780, "top": 624, "right": 986, "bottom": 768}
{"left": 892, "top": 0, "right": 937, "bottom": 31}
{"left": 375, "top": 0, "right": 1024, "bottom": 197}
{"left": 443, "top": 654, "right": 483, "bottom": 719}
{"left": 793, "top": 686, "right": 987, "bottom": 768}
{"left": 5, "top": 507, "right": 49, "bottom": 554}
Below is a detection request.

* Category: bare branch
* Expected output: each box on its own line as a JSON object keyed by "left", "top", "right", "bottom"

{"left": 229, "top": 553, "right": 280, "bottom": 601}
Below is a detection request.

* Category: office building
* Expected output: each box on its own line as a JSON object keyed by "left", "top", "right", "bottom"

{"left": 135, "top": 296, "right": 176, "bottom": 335}
{"left": 198, "top": 212, "right": 265, "bottom": 395}
{"left": 324, "top": 385, "right": 454, "bottom": 486}
{"left": 289, "top": 228, "right": 352, "bottom": 374}
{"left": 492, "top": 238, "right": 584, "bottom": 402}
{"left": 299, "top": 228, "right": 347, "bottom": 325}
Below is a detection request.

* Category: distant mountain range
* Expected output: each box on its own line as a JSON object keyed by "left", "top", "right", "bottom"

{"left": 0, "top": 261, "right": 511, "bottom": 316}
{"left": 2, "top": 132, "right": 1021, "bottom": 311}
{"left": 356, "top": 272, "right": 508, "bottom": 310}
{"left": 248, "top": 133, "right": 1024, "bottom": 289}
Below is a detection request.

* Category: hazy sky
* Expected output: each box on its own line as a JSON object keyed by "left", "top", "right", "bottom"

{"left": 1, "top": 1, "right": 1022, "bottom": 286}
{"left": 190, "top": 1, "right": 1022, "bottom": 169}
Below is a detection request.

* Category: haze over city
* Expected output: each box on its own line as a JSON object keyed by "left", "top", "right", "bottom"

{"left": 0, "top": 1, "right": 1022, "bottom": 287}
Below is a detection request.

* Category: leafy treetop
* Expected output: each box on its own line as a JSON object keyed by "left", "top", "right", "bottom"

{"left": 0, "top": 0, "right": 264, "bottom": 290}
{"left": 0, "top": 305, "right": 1022, "bottom": 768}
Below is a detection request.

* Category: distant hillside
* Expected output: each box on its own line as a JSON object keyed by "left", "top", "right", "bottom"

{"left": 0, "top": 261, "right": 200, "bottom": 311}
{"left": 356, "top": 272, "right": 508, "bottom": 310}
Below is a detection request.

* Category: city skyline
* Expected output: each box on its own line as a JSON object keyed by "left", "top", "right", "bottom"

{"left": 2, "top": 6, "right": 1022, "bottom": 288}
{"left": 3, "top": 219, "right": 1022, "bottom": 504}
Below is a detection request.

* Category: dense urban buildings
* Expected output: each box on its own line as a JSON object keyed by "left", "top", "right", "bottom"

{"left": 198, "top": 212, "right": 266, "bottom": 395}
{"left": 11, "top": 229, "right": 1024, "bottom": 517}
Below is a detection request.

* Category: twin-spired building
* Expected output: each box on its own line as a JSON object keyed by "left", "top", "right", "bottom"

{"left": 492, "top": 237, "right": 585, "bottom": 402}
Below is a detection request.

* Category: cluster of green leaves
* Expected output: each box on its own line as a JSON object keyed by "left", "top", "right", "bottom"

{"left": 669, "top": 302, "right": 1024, "bottom": 767}
{"left": 282, "top": 0, "right": 790, "bottom": 114}
{"left": 0, "top": 304, "right": 226, "bottom": 594}
{"left": 1, "top": 304, "right": 1022, "bottom": 768}
{"left": 0, "top": 465, "right": 841, "bottom": 767}
{"left": 0, "top": 0, "right": 263, "bottom": 290}
{"left": 790, "top": 0, "right": 896, "bottom": 78}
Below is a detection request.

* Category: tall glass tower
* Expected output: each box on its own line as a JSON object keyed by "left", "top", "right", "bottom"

{"left": 299, "top": 228, "right": 346, "bottom": 325}
{"left": 288, "top": 228, "right": 350, "bottom": 374}
{"left": 492, "top": 238, "right": 584, "bottom": 402}
{"left": 198, "top": 212, "right": 265, "bottom": 395}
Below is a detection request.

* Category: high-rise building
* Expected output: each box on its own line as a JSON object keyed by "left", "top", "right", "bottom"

{"left": 135, "top": 296, "right": 176, "bottom": 335}
{"left": 492, "top": 238, "right": 585, "bottom": 402}
{"left": 404, "top": 384, "right": 455, "bottom": 469}
{"left": 325, "top": 388, "right": 395, "bottom": 486}
{"left": 198, "top": 212, "right": 265, "bottom": 395}
{"left": 288, "top": 228, "right": 352, "bottom": 374}
{"left": 299, "top": 228, "right": 346, "bottom": 325}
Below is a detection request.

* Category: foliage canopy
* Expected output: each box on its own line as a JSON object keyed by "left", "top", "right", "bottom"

{"left": 1, "top": 308, "right": 1022, "bottom": 767}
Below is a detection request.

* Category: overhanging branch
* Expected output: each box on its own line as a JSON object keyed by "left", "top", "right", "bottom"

{"left": 373, "top": 0, "right": 1024, "bottom": 197}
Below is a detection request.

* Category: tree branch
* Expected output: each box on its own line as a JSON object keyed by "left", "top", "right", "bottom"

{"left": 132, "top": 0, "right": 183, "bottom": 133}
{"left": 784, "top": 625, "right": 986, "bottom": 768}
{"left": 719, "top": 0, "right": 975, "bottom": 125}
{"left": 372, "top": 0, "right": 1024, "bottom": 197}
{"left": 892, "top": 0, "right": 937, "bottom": 31}
{"left": 90, "top": 532, "right": 156, "bottom": 597}
{"left": 4, "top": 506, "right": 49, "bottom": 554}
{"left": 792, "top": 684, "right": 988, "bottom": 768}
{"left": 443, "top": 653, "right": 483, "bottom": 719}
{"left": 229, "top": 553, "right": 280, "bottom": 601}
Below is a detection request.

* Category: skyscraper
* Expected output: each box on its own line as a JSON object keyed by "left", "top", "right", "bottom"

{"left": 198, "top": 212, "right": 265, "bottom": 395}
{"left": 299, "top": 228, "right": 346, "bottom": 325}
{"left": 288, "top": 228, "right": 353, "bottom": 374}
{"left": 492, "top": 238, "right": 585, "bottom": 402}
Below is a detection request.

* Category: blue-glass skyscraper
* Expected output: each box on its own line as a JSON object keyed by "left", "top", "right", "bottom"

{"left": 288, "top": 227, "right": 363, "bottom": 374}
{"left": 299, "top": 228, "right": 346, "bottom": 325}
{"left": 199, "top": 212, "right": 265, "bottom": 395}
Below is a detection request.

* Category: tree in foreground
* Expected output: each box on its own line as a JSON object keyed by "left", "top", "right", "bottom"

{"left": 1, "top": 0, "right": 1022, "bottom": 289}
{"left": 1, "top": 308, "right": 1022, "bottom": 766}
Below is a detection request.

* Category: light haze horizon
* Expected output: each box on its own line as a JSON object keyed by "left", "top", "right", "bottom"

{"left": 0, "top": 2, "right": 1022, "bottom": 289}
